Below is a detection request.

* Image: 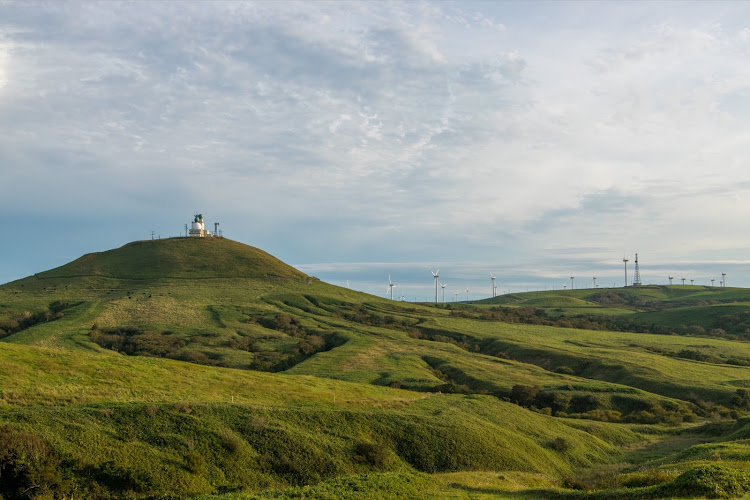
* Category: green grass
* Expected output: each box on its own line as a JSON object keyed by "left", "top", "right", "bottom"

{"left": 5, "top": 239, "right": 750, "bottom": 498}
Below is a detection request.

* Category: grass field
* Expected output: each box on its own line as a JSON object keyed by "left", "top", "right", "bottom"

{"left": 4, "top": 238, "right": 750, "bottom": 498}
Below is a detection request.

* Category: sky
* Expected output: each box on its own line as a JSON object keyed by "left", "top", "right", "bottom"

{"left": 2, "top": 1, "right": 750, "bottom": 301}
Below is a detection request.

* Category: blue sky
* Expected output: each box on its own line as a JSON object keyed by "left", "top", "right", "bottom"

{"left": 2, "top": 1, "right": 750, "bottom": 300}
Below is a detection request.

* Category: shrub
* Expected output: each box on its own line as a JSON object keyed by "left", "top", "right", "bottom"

{"left": 663, "top": 465, "right": 750, "bottom": 498}
{"left": 184, "top": 451, "right": 205, "bottom": 474}
{"left": 0, "top": 426, "right": 65, "bottom": 499}
{"left": 554, "top": 365, "right": 575, "bottom": 375}
{"left": 354, "top": 441, "right": 390, "bottom": 468}
{"left": 510, "top": 385, "right": 540, "bottom": 407}
{"left": 548, "top": 437, "right": 570, "bottom": 452}
{"left": 174, "top": 402, "right": 192, "bottom": 414}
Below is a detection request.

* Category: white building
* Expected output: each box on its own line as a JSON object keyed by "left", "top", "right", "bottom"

{"left": 189, "top": 214, "right": 211, "bottom": 237}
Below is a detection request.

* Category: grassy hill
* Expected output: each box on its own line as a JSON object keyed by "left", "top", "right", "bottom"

{"left": 4, "top": 239, "right": 750, "bottom": 498}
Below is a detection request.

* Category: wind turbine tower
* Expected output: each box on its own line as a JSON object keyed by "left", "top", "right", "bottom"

{"left": 669, "top": 276, "right": 674, "bottom": 285}
{"left": 387, "top": 275, "right": 395, "bottom": 300}
{"left": 633, "top": 253, "right": 642, "bottom": 286}
{"left": 711, "top": 278, "right": 715, "bottom": 287}
{"left": 490, "top": 273, "right": 497, "bottom": 298}
{"left": 623, "top": 257, "right": 629, "bottom": 287}
{"left": 465, "top": 288, "right": 470, "bottom": 301}
{"left": 681, "top": 278, "right": 686, "bottom": 285}
{"left": 593, "top": 276, "right": 598, "bottom": 288}
{"left": 722, "top": 273, "right": 727, "bottom": 287}
{"left": 431, "top": 269, "right": 439, "bottom": 303}
{"left": 570, "top": 276, "right": 575, "bottom": 290}
{"left": 441, "top": 282, "right": 447, "bottom": 303}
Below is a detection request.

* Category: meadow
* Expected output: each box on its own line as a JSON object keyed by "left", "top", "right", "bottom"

{"left": 3, "top": 238, "right": 750, "bottom": 498}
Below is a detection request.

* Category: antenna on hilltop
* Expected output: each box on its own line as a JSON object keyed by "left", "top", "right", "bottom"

{"left": 633, "top": 253, "right": 642, "bottom": 286}
{"left": 431, "top": 269, "right": 440, "bottom": 303}
{"left": 622, "top": 255, "right": 629, "bottom": 287}
{"left": 184, "top": 224, "right": 188, "bottom": 237}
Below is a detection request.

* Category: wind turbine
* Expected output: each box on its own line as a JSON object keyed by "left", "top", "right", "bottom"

{"left": 441, "top": 282, "right": 447, "bottom": 303}
{"left": 593, "top": 276, "right": 598, "bottom": 288}
{"left": 454, "top": 291, "right": 459, "bottom": 302}
{"left": 570, "top": 276, "right": 575, "bottom": 290}
{"left": 722, "top": 272, "right": 727, "bottom": 287}
{"left": 681, "top": 278, "right": 686, "bottom": 285}
{"left": 465, "top": 288, "right": 470, "bottom": 301}
{"left": 386, "top": 275, "right": 396, "bottom": 300}
{"left": 711, "top": 278, "right": 715, "bottom": 287}
{"left": 669, "top": 276, "right": 674, "bottom": 285}
{"left": 431, "top": 269, "right": 440, "bottom": 303}
{"left": 490, "top": 273, "right": 497, "bottom": 297}
{"left": 623, "top": 255, "right": 629, "bottom": 287}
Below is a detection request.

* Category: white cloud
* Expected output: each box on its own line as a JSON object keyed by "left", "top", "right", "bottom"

{"left": 3, "top": 1, "right": 750, "bottom": 288}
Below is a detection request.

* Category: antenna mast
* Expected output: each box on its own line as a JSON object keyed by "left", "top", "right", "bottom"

{"left": 633, "top": 253, "right": 642, "bottom": 286}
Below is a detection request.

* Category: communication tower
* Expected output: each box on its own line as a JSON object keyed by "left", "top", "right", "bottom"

{"left": 632, "top": 253, "right": 642, "bottom": 286}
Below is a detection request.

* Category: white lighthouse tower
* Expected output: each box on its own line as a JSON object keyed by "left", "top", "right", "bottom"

{"left": 188, "top": 214, "right": 211, "bottom": 237}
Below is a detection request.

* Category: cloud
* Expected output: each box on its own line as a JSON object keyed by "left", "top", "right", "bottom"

{"left": 3, "top": 1, "right": 750, "bottom": 289}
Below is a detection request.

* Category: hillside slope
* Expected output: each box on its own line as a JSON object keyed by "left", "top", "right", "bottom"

{"left": 4, "top": 240, "right": 750, "bottom": 498}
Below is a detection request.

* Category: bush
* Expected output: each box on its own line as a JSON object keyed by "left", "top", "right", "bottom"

{"left": 0, "top": 426, "right": 65, "bottom": 499}
{"left": 548, "top": 437, "right": 570, "bottom": 452}
{"left": 662, "top": 465, "right": 750, "bottom": 498}
{"left": 510, "top": 385, "right": 540, "bottom": 407}
{"left": 174, "top": 402, "right": 192, "bottom": 414}
{"left": 354, "top": 441, "right": 390, "bottom": 468}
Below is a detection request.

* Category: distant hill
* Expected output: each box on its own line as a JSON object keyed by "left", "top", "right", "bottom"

{"left": 30, "top": 237, "right": 308, "bottom": 282}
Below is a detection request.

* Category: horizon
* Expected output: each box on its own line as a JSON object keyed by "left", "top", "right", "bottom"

{"left": 2, "top": 233, "right": 740, "bottom": 303}
{"left": 2, "top": 1, "right": 750, "bottom": 295}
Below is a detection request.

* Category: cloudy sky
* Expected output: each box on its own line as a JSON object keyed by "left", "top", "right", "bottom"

{"left": 2, "top": 1, "right": 750, "bottom": 300}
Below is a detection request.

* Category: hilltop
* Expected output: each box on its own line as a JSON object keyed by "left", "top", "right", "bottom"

{"left": 4, "top": 240, "right": 750, "bottom": 498}
{"left": 29, "top": 237, "right": 309, "bottom": 282}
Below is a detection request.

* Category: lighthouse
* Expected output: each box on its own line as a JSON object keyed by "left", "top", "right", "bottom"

{"left": 188, "top": 214, "right": 211, "bottom": 237}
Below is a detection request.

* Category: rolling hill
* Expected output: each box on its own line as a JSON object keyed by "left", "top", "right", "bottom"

{"left": 3, "top": 238, "right": 750, "bottom": 498}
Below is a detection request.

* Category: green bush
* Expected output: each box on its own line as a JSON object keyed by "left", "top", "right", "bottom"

{"left": 354, "top": 441, "right": 390, "bottom": 468}
{"left": 0, "top": 426, "right": 66, "bottom": 499}
{"left": 661, "top": 465, "right": 750, "bottom": 498}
